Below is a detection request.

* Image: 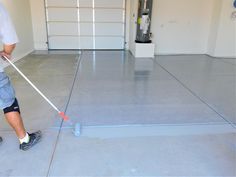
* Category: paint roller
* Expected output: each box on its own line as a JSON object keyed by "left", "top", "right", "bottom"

{"left": 1, "top": 55, "right": 81, "bottom": 136}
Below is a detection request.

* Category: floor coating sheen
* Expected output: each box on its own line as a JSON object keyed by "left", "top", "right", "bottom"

{"left": 0, "top": 51, "right": 235, "bottom": 177}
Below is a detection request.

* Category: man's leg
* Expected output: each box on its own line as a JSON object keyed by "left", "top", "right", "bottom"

{"left": 0, "top": 73, "right": 41, "bottom": 150}
{"left": 3, "top": 98, "right": 42, "bottom": 151}
{"left": 1, "top": 110, "right": 26, "bottom": 145}
{"left": 0, "top": 73, "right": 26, "bottom": 139}
{"left": 3, "top": 97, "right": 26, "bottom": 139}
{"left": 5, "top": 111, "right": 26, "bottom": 139}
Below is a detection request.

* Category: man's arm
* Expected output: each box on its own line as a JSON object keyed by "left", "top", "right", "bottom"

{"left": 3, "top": 44, "right": 16, "bottom": 55}
{"left": 0, "top": 3, "right": 18, "bottom": 60}
{"left": 0, "top": 44, "right": 16, "bottom": 59}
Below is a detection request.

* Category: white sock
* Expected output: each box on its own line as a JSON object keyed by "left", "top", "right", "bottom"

{"left": 19, "top": 133, "right": 30, "bottom": 144}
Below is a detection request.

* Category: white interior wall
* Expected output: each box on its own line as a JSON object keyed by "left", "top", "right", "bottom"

{"left": 29, "top": 0, "right": 48, "bottom": 50}
{"left": 129, "top": 0, "right": 213, "bottom": 55}
{"left": 213, "top": 0, "right": 236, "bottom": 57}
{"left": 125, "top": 0, "right": 131, "bottom": 50}
{"left": 129, "top": 0, "right": 138, "bottom": 54}
{"left": 0, "top": 0, "right": 34, "bottom": 61}
{"left": 151, "top": 0, "right": 213, "bottom": 55}
{"left": 208, "top": 0, "right": 222, "bottom": 56}
{"left": 130, "top": 0, "right": 236, "bottom": 58}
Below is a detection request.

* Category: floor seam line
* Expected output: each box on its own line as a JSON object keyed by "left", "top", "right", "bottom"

{"left": 46, "top": 52, "right": 83, "bottom": 177}
{"left": 154, "top": 59, "right": 236, "bottom": 129}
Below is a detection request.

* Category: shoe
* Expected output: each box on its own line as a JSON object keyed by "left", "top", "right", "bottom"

{"left": 19, "top": 131, "right": 42, "bottom": 151}
{"left": 0, "top": 136, "right": 2, "bottom": 144}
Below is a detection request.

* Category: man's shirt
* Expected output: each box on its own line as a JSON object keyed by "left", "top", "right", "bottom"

{"left": 0, "top": 3, "right": 19, "bottom": 72}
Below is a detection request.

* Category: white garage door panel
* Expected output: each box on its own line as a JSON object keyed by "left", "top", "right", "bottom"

{"left": 49, "top": 36, "right": 79, "bottom": 49}
{"left": 80, "top": 23, "right": 93, "bottom": 36}
{"left": 46, "top": 0, "right": 125, "bottom": 49}
{"left": 79, "top": 9, "right": 93, "bottom": 22}
{"left": 95, "top": 37, "right": 124, "bottom": 49}
{"left": 95, "top": 9, "right": 124, "bottom": 22}
{"left": 79, "top": 0, "right": 93, "bottom": 7}
{"left": 48, "top": 23, "right": 78, "bottom": 35}
{"left": 47, "top": 8, "right": 78, "bottom": 21}
{"left": 95, "top": 23, "right": 124, "bottom": 36}
{"left": 94, "top": 0, "right": 124, "bottom": 8}
{"left": 46, "top": 0, "right": 77, "bottom": 7}
{"left": 80, "top": 37, "right": 94, "bottom": 49}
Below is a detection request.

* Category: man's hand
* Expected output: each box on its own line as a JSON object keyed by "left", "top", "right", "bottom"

{"left": 0, "top": 44, "right": 16, "bottom": 61}
{"left": 0, "top": 51, "right": 11, "bottom": 60}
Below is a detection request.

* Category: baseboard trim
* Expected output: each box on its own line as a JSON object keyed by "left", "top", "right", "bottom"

{"left": 154, "top": 53, "right": 236, "bottom": 59}
{"left": 206, "top": 54, "right": 236, "bottom": 59}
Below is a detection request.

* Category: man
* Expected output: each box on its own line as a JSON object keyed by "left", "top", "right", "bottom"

{"left": 0, "top": 2, "right": 41, "bottom": 150}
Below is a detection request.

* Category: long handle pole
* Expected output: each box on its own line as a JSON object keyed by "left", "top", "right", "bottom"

{"left": 2, "top": 56, "right": 69, "bottom": 121}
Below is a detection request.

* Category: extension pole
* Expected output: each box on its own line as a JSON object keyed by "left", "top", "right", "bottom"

{"left": 1, "top": 56, "right": 69, "bottom": 121}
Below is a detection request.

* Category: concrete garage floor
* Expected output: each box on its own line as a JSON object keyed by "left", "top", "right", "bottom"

{"left": 0, "top": 51, "right": 235, "bottom": 177}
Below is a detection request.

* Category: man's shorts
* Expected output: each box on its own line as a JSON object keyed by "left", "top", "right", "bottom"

{"left": 0, "top": 72, "right": 15, "bottom": 110}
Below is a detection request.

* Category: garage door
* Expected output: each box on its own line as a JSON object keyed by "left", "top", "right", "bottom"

{"left": 45, "top": 0, "right": 126, "bottom": 50}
